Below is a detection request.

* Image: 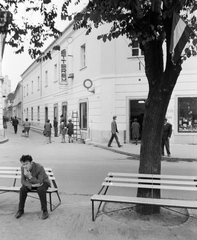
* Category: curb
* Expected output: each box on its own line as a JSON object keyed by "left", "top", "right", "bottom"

{"left": 90, "top": 142, "right": 197, "bottom": 162}
{"left": 0, "top": 137, "right": 9, "bottom": 144}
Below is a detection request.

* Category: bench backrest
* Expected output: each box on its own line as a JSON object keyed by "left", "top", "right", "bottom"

{"left": 0, "top": 167, "right": 57, "bottom": 188}
{"left": 104, "top": 172, "right": 197, "bottom": 191}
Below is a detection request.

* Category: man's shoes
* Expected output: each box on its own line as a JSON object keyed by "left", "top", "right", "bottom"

{"left": 119, "top": 145, "right": 123, "bottom": 148}
{"left": 15, "top": 210, "right": 24, "bottom": 219}
{"left": 42, "top": 210, "right": 49, "bottom": 220}
{"left": 167, "top": 154, "right": 171, "bottom": 157}
{"left": 108, "top": 145, "right": 112, "bottom": 147}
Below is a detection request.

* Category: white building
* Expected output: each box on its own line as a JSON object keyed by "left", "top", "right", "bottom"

{"left": 21, "top": 22, "right": 197, "bottom": 144}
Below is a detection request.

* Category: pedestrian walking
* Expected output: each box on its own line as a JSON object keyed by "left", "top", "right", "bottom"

{"left": 44, "top": 119, "right": 52, "bottom": 144}
{"left": 131, "top": 118, "right": 140, "bottom": 145}
{"left": 12, "top": 116, "right": 19, "bottom": 134}
{"left": 67, "top": 119, "right": 74, "bottom": 143}
{"left": 161, "top": 118, "right": 172, "bottom": 157}
{"left": 53, "top": 117, "right": 58, "bottom": 137}
{"left": 60, "top": 120, "right": 67, "bottom": 143}
{"left": 108, "top": 116, "right": 123, "bottom": 148}
{"left": 23, "top": 118, "right": 31, "bottom": 137}
{"left": 15, "top": 155, "right": 50, "bottom": 220}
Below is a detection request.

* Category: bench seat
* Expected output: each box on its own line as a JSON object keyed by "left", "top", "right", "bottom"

{"left": 91, "top": 172, "right": 197, "bottom": 221}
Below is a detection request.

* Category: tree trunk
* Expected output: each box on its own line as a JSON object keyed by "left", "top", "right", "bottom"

{"left": 135, "top": 15, "right": 182, "bottom": 214}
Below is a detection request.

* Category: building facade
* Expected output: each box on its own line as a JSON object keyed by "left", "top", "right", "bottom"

{"left": 20, "top": 22, "right": 197, "bottom": 144}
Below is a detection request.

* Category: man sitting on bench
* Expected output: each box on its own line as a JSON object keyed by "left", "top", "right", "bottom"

{"left": 15, "top": 155, "right": 51, "bottom": 220}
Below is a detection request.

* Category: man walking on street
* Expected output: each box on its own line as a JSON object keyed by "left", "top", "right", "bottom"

{"left": 108, "top": 116, "right": 123, "bottom": 148}
{"left": 161, "top": 118, "right": 172, "bottom": 157}
{"left": 53, "top": 117, "right": 58, "bottom": 137}
{"left": 12, "top": 116, "right": 19, "bottom": 134}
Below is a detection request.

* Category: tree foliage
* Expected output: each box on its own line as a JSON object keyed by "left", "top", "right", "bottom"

{"left": 0, "top": 0, "right": 62, "bottom": 59}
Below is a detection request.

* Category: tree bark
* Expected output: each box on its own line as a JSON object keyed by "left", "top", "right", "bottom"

{"left": 135, "top": 15, "right": 182, "bottom": 214}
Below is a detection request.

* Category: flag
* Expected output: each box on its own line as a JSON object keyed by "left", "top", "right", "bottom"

{"left": 170, "top": 12, "right": 192, "bottom": 64}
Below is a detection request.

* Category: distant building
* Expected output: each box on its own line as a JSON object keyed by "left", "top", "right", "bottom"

{"left": 2, "top": 75, "right": 11, "bottom": 97}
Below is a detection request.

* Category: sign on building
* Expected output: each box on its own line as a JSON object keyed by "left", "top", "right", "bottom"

{"left": 60, "top": 49, "right": 68, "bottom": 85}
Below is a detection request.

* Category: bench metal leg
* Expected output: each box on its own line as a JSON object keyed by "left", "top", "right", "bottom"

{"left": 48, "top": 192, "right": 61, "bottom": 211}
{"left": 92, "top": 200, "right": 95, "bottom": 221}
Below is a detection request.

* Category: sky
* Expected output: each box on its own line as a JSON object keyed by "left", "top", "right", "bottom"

{"left": 2, "top": 0, "right": 88, "bottom": 92}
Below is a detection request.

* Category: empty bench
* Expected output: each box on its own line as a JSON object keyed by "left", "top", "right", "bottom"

{"left": 91, "top": 172, "right": 197, "bottom": 221}
{"left": 0, "top": 166, "right": 61, "bottom": 211}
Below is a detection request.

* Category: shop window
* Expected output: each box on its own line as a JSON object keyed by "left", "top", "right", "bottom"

{"left": 79, "top": 102, "right": 87, "bottom": 130}
{"left": 178, "top": 97, "right": 197, "bottom": 132}
{"left": 37, "top": 106, "right": 40, "bottom": 121}
{"left": 31, "top": 107, "right": 33, "bottom": 120}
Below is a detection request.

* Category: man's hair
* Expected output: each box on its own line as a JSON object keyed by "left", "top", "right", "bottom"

{"left": 20, "top": 155, "right": 33, "bottom": 163}
{"left": 113, "top": 116, "right": 117, "bottom": 120}
{"left": 25, "top": 118, "right": 28, "bottom": 121}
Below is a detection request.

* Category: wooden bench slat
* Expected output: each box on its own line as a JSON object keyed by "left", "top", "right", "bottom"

{"left": 91, "top": 195, "right": 197, "bottom": 209}
{"left": 108, "top": 172, "right": 197, "bottom": 180}
{"left": 104, "top": 177, "right": 197, "bottom": 186}
{"left": 102, "top": 182, "right": 197, "bottom": 191}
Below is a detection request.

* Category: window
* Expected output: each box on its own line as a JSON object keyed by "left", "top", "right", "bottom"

{"left": 54, "top": 64, "right": 58, "bottom": 82}
{"left": 31, "top": 81, "right": 33, "bottom": 93}
{"left": 37, "top": 106, "right": 40, "bottom": 121}
{"left": 31, "top": 107, "right": 33, "bottom": 120}
{"left": 45, "top": 71, "right": 48, "bottom": 86}
{"left": 80, "top": 44, "right": 86, "bottom": 68}
{"left": 26, "top": 108, "right": 28, "bottom": 119}
{"left": 37, "top": 76, "right": 40, "bottom": 90}
{"left": 131, "top": 40, "right": 144, "bottom": 57}
{"left": 79, "top": 102, "right": 87, "bottom": 129}
{"left": 178, "top": 97, "right": 197, "bottom": 132}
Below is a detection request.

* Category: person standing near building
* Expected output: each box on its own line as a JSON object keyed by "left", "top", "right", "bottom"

{"left": 12, "top": 116, "right": 19, "bottom": 134}
{"left": 60, "top": 120, "right": 67, "bottom": 143}
{"left": 67, "top": 119, "right": 74, "bottom": 143}
{"left": 131, "top": 118, "right": 140, "bottom": 145}
{"left": 161, "top": 118, "right": 172, "bottom": 157}
{"left": 44, "top": 119, "right": 52, "bottom": 144}
{"left": 53, "top": 117, "right": 58, "bottom": 137}
{"left": 23, "top": 118, "right": 31, "bottom": 137}
{"left": 108, "top": 116, "right": 123, "bottom": 148}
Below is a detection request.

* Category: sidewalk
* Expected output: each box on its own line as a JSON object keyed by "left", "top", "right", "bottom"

{"left": 89, "top": 141, "right": 197, "bottom": 161}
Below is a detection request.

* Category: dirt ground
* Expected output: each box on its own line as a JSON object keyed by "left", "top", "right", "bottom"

{"left": 1, "top": 191, "right": 197, "bottom": 240}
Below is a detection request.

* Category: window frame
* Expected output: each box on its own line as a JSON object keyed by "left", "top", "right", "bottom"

{"left": 79, "top": 100, "right": 88, "bottom": 130}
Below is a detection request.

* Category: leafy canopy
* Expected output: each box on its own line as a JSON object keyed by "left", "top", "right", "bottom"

{"left": 1, "top": 0, "right": 197, "bottom": 61}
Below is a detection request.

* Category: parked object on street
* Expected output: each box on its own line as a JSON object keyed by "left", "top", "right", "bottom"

{"left": 91, "top": 172, "right": 197, "bottom": 221}
{"left": 44, "top": 119, "right": 52, "bottom": 144}
{"left": 0, "top": 162, "right": 61, "bottom": 220}
{"left": 161, "top": 118, "right": 172, "bottom": 157}
{"left": 108, "top": 116, "right": 123, "bottom": 148}
{"left": 23, "top": 118, "right": 31, "bottom": 137}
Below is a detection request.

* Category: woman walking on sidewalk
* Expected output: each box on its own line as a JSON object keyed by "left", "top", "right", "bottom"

{"left": 67, "top": 119, "right": 74, "bottom": 143}
{"left": 44, "top": 119, "right": 52, "bottom": 144}
{"left": 60, "top": 120, "right": 67, "bottom": 143}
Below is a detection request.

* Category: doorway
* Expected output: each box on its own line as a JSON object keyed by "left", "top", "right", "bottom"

{"left": 62, "top": 103, "right": 67, "bottom": 124}
{"left": 45, "top": 107, "right": 48, "bottom": 123}
{"left": 129, "top": 99, "right": 145, "bottom": 142}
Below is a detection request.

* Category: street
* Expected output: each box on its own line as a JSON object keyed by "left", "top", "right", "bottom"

{"left": 1, "top": 123, "right": 197, "bottom": 240}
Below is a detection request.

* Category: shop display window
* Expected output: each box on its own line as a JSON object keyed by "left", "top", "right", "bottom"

{"left": 178, "top": 97, "right": 197, "bottom": 132}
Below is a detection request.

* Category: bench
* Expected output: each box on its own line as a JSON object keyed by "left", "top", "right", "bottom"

{"left": 91, "top": 172, "right": 197, "bottom": 221}
{"left": 0, "top": 166, "right": 61, "bottom": 211}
